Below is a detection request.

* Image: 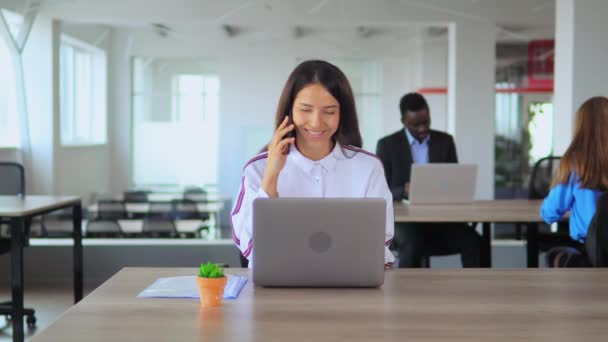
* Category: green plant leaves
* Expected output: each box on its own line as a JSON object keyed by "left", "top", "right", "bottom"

{"left": 198, "top": 261, "right": 225, "bottom": 278}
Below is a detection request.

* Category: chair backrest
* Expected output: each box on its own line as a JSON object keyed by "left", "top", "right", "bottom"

{"left": 184, "top": 186, "right": 206, "bottom": 195}
{"left": 528, "top": 156, "right": 562, "bottom": 199}
{"left": 123, "top": 190, "right": 149, "bottom": 203}
{"left": 42, "top": 214, "right": 75, "bottom": 238}
{"left": 142, "top": 218, "right": 176, "bottom": 237}
{"left": 585, "top": 191, "right": 608, "bottom": 267}
{"left": 87, "top": 219, "right": 122, "bottom": 237}
{"left": 0, "top": 162, "right": 25, "bottom": 196}
{"left": 183, "top": 186, "right": 207, "bottom": 201}
{"left": 171, "top": 199, "right": 199, "bottom": 219}
{"left": 148, "top": 202, "right": 173, "bottom": 218}
{"left": 98, "top": 200, "right": 127, "bottom": 220}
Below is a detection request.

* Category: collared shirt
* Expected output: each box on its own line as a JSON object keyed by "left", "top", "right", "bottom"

{"left": 231, "top": 143, "right": 395, "bottom": 267}
{"left": 541, "top": 172, "right": 603, "bottom": 243}
{"left": 405, "top": 128, "right": 430, "bottom": 164}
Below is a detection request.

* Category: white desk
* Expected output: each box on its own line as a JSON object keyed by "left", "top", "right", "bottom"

{"left": 0, "top": 195, "right": 83, "bottom": 342}
{"left": 88, "top": 202, "right": 224, "bottom": 214}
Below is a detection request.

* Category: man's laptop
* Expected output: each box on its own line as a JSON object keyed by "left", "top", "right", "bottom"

{"left": 408, "top": 164, "right": 477, "bottom": 204}
{"left": 252, "top": 198, "right": 386, "bottom": 287}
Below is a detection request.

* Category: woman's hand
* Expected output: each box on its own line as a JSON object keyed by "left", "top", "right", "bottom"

{"left": 262, "top": 116, "right": 295, "bottom": 197}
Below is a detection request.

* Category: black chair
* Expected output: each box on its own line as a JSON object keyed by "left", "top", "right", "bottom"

{"left": 86, "top": 219, "right": 123, "bottom": 238}
{"left": 97, "top": 200, "right": 127, "bottom": 220}
{"left": 123, "top": 190, "right": 149, "bottom": 203}
{"left": 529, "top": 156, "right": 562, "bottom": 199}
{"left": 0, "top": 162, "right": 36, "bottom": 327}
{"left": 41, "top": 214, "right": 75, "bottom": 238}
{"left": 148, "top": 202, "right": 173, "bottom": 219}
{"left": 183, "top": 186, "right": 208, "bottom": 202}
{"left": 142, "top": 217, "right": 177, "bottom": 238}
{"left": 27, "top": 217, "right": 46, "bottom": 238}
{"left": 0, "top": 162, "right": 25, "bottom": 197}
{"left": 420, "top": 222, "right": 480, "bottom": 268}
{"left": 123, "top": 191, "right": 149, "bottom": 219}
{"left": 586, "top": 191, "right": 608, "bottom": 267}
{"left": 239, "top": 251, "right": 249, "bottom": 268}
{"left": 171, "top": 199, "right": 210, "bottom": 220}
{"left": 521, "top": 156, "right": 578, "bottom": 252}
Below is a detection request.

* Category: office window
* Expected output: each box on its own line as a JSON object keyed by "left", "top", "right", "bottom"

{"left": 494, "top": 83, "right": 525, "bottom": 197}
{"left": 59, "top": 35, "right": 107, "bottom": 146}
{"left": 0, "top": 9, "right": 21, "bottom": 148}
{"left": 132, "top": 57, "right": 219, "bottom": 188}
{"left": 528, "top": 101, "right": 553, "bottom": 163}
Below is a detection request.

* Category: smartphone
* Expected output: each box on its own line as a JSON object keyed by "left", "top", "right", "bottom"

{"left": 282, "top": 112, "right": 295, "bottom": 155}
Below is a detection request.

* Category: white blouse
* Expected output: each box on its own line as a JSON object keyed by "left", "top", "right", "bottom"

{"left": 230, "top": 143, "right": 395, "bottom": 267}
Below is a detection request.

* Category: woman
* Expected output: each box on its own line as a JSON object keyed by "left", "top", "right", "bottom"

{"left": 231, "top": 60, "right": 394, "bottom": 267}
{"left": 541, "top": 96, "right": 608, "bottom": 266}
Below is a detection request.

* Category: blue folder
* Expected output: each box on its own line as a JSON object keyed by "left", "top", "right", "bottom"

{"left": 137, "top": 275, "right": 247, "bottom": 300}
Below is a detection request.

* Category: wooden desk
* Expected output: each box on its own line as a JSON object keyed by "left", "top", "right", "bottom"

{"left": 394, "top": 200, "right": 544, "bottom": 267}
{"left": 33, "top": 267, "right": 608, "bottom": 341}
{"left": 0, "top": 195, "right": 83, "bottom": 342}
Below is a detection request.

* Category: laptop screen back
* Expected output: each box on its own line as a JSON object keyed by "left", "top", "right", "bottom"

{"left": 252, "top": 198, "right": 386, "bottom": 287}
{"left": 408, "top": 164, "right": 477, "bottom": 204}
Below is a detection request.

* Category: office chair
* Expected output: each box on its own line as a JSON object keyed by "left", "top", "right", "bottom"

{"left": 421, "top": 222, "right": 480, "bottom": 268}
{"left": 586, "top": 191, "right": 608, "bottom": 267}
{"left": 148, "top": 202, "right": 173, "bottom": 219}
{"left": 239, "top": 251, "right": 249, "bottom": 268}
{"left": 97, "top": 200, "right": 127, "bottom": 220}
{"left": 0, "top": 162, "right": 36, "bottom": 327}
{"left": 86, "top": 220, "right": 123, "bottom": 238}
{"left": 171, "top": 199, "right": 209, "bottom": 220}
{"left": 183, "top": 186, "right": 208, "bottom": 202}
{"left": 41, "top": 209, "right": 75, "bottom": 238}
{"left": 123, "top": 190, "right": 149, "bottom": 203}
{"left": 142, "top": 217, "right": 177, "bottom": 238}
{"left": 123, "top": 191, "right": 149, "bottom": 219}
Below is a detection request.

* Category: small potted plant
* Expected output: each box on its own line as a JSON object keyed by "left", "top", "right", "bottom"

{"left": 196, "top": 262, "right": 227, "bottom": 307}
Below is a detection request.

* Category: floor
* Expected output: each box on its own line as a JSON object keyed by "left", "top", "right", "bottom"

{"left": 0, "top": 286, "right": 94, "bottom": 341}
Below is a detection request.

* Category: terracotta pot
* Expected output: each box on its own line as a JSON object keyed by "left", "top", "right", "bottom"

{"left": 196, "top": 276, "right": 227, "bottom": 307}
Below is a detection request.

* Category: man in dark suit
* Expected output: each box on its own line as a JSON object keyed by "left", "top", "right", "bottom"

{"left": 376, "top": 92, "right": 481, "bottom": 268}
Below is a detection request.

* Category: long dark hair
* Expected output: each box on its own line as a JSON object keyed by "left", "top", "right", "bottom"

{"left": 552, "top": 96, "right": 608, "bottom": 190}
{"left": 273, "top": 60, "right": 363, "bottom": 148}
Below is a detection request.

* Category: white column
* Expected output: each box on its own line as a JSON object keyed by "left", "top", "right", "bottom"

{"left": 420, "top": 36, "right": 448, "bottom": 132}
{"left": 447, "top": 21, "right": 496, "bottom": 200}
{"left": 108, "top": 28, "right": 133, "bottom": 194}
{"left": 553, "top": 0, "right": 608, "bottom": 154}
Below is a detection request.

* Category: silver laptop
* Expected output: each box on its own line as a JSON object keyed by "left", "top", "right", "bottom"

{"left": 408, "top": 164, "right": 477, "bottom": 204}
{"left": 252, "top": 198, "right": 386, "bottom": 287}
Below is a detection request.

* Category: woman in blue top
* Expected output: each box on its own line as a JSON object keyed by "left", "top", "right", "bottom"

{"left": 541, "top": 96, "right": 608, "bottom": 266}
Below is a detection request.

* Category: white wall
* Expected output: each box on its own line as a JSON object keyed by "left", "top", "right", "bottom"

{"left": 380, "top": 57, "right": 412, "bottom": 137}
{"left": 419, "top": 36, "right": 449, "bottom": 132}
{"left": 448, "top": 21, "right": 497, "bottom": 200}
{"left": 106, "top": 30, "right": 417, "bottom": 199}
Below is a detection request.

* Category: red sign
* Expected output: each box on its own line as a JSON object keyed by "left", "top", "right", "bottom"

{"left": 528, "top": 40, "right": 554, "bottom": 87}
